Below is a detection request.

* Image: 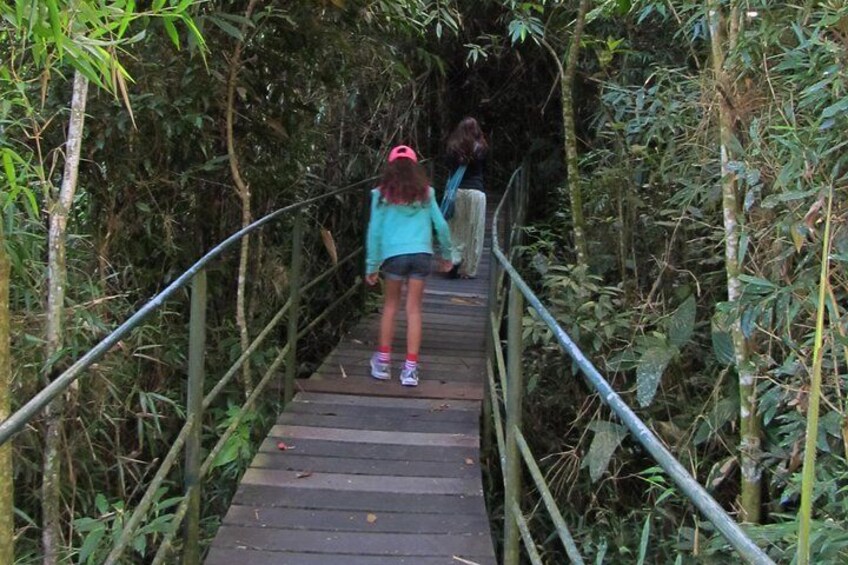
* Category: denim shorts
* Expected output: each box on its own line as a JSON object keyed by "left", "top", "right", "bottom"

{"left": 382, "top": 253, "right": 432, "bottom": 281}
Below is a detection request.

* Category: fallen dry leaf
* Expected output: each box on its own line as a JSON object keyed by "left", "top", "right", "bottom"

{"left": 340, "top": 364, "right": 348, "bottom": 379}
{"left": 465, "top": 458, "right": 474, "bottom": 465}
{"left": 430, "top": 403, "right": 450, "bottom": 412}
{"left": 320, "top": 227, "right": 339, "bottom": 265}
{"left": 366, "top": 513, "right": 377, "bottom": 524}
{"left": 452, "top": 557, "right": 482, "bottom": 565}
{"left": 296, "top": 471, "right": 313, "bottom": 479}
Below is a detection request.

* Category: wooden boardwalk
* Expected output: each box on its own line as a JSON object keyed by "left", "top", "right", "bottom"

{"left": 206, "top": 212, "right": 496, "bottom": 564}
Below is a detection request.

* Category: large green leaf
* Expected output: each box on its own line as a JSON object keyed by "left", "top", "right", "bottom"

{"left": 636, "top": 345, "right": 675, "bottom": 407}
{"left": 666, "top": 295, "right": 696, "bottom": 350}
{"left": 583, "top": 420, "right": 628, "bottom": 482}
{"left": 711, "top": 333, "right": 734, "bottom": 368}
{"left": 711, "top": 309, "right": 735, "bottom": 365}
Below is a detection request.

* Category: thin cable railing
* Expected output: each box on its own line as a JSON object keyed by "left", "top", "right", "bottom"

{"left": 487, "top": 166, "right": 775, "bottom": 565}
{"left": 1, "top": 173, "right": 378, "bottom": 563}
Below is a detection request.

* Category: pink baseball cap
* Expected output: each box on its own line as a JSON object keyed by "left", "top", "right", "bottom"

{"left": 388, "top": 145, "right": 418, "bottom": 163}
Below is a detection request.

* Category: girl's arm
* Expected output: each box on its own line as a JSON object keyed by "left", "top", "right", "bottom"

{"left": 428, "top": 187, "right": 457, "bottom": 263}
{"left": 365, "top": 189, "right": 383, "bottom": 274}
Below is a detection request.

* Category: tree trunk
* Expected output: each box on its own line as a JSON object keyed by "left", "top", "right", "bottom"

{"left": 227, "top": 0, "right": 262, "bottom": 399}
{"left": 42, "top": 70, "right": 89, "bottom": 564}
{"left": 0, "top": 220, "right": 13, "bottom": 565}
{"left": 560, "top": 0, "right": 590, "bottom": 266}
{"left": 708, "top": 0, "right": 761, "bottom": 523}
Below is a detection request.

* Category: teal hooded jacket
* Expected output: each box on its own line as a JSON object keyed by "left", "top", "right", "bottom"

{"left": 365, "top": 187, "right": 455, "bottom": 274}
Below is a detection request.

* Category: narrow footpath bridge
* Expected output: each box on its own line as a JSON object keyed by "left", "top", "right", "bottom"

{"left": 0, "top": 168, "right": 775, "bottom": 564}
{"left": 206, "top": 216, "right": 497, "bottom": 563}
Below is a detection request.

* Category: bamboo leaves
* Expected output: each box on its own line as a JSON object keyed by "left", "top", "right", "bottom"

{"left": 667, "top": 295, "right": 696, "bottom": 350}
{"left": 636, "top": 345, "right": 675, "bottom": 408}
{"left": 0, "top": 0, "right": 206, "bottom": 96}
{"left": 0, "top": 149, "right": 38, "bottom": 217}
{"left": 583, "top": 420, "right": 628, "bottom": 482}
{"left": 621, "top": 295, "right": 697, "bottom": 408}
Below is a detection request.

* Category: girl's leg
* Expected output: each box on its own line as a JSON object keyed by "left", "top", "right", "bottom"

{"left": 379, "top": 279, "right": 404, "bottom": 349}
{"left": 405, "top": 278, "right": 426, "bottom": 356}
{"left": 401, "top": 278, "right": 426, "bottom": 386}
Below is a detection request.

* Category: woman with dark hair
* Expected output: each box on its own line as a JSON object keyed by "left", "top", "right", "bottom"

{"left": 445, "top": 117, "right": 488, "bottom": 278}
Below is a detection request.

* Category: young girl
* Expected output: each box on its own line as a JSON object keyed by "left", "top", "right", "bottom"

{"left": 445, "top": 117, "right": 488, "bottom": 278}
{"left": 365, "top": 145, "right": 455, "bottom": 386}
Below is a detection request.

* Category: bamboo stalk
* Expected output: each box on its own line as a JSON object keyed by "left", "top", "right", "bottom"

{"left": 0, "top": 217, "right": 12, "bottom": 563}
{"left": 707, "top": 0, "right": 761, "bottom": 524}
{"left": 797, "top": 188, "right": 834, "bottom": 564}
{"left": 42, "top": 70, "right": 89, "bottom": 565}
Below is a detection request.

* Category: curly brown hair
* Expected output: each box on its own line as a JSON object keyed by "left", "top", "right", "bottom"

{"left": 446, "top": 117, "right": 488, "bottom": 165}
{"left": 379, "top": 158, "right": 430, "bottom": 205}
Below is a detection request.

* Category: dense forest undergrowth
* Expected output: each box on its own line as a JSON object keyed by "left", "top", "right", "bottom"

{"left": 2, "top": 0, "right": 848, "bottom": 563}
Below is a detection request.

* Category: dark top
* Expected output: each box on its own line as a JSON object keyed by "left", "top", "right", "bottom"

{"left": 448, "top": 144, "right": 486, "bottom": 192}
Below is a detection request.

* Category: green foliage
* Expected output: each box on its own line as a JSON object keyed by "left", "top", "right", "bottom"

{"left": 209, "top": 403, "right": 259, "bottom": 473}
{"left": 5, "top": 0, "right": 467, "bottom": 560}
{"left": 502, "top": 0, "right": 848, "bottom": 560}
{"left": 523, "top": 257, "right": 629, "bottom": 357}
{"left": 0, "top": 0, "right": 204, "bottom": 91}
{"left": 73, "top": 489, "right": 180, "bottom": 564}
{"left": 604, "top": 296, "right": 696, "bottom": 408}
{"left": 583, "top": 420, "right": 628, "bottom": 482}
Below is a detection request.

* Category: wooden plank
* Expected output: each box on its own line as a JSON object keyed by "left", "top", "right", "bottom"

{"left": 419, "top": 306, "right": 487, "bottom": 319}
{"left": 347, "top": 322, "right": 486, "bottom": 337}
{"left": 308, "top": 367, "right": 485, "bottom": 385}
{"left": 424, "top": 288, "right": 488, "bottom": 299}
{"left": 319, "top": 348, "right": 485, "bottom": 368}
{"left": 206, "top": 548, "right": 497, "bottom": 565}
{"left": 297, "top": 377, "right": 484, "bottom": 401}
{"left": 285, "top": 399, "right": 480, "bottom": 423}
{"left": 333, "top": 341, "right": 485, "bottom": 356}
{"left": 209, "top": 525, "right": 495, "bottom": 557}
{"left": 266, "top": 425, "right": 479, "bottom": 448}
{"left": 322, "top": 349, "right": 485, "bottom": 369}
{"left": 342, "top": 330, "right": 485, "bottom": 351}
{"left": 346, "top": 323, "right": 486, "bottom": 342}
{"left": 372, "top": 311, "right": 488, "bottom": 327}
{"left": 221, "top": 505, "right": 491, "bottom": 534}
{"left": 422, "top": 294, "right": 488, "bottom": 306}
{"left": 247, "top": 453, "right": 480, "bottom": 478}
{"left": 241, "top": 469, "right": 484, "bottom": 496}
{"left": 257, "top": 437, "right": 479, "bottom": 464}
{"left": 275, "top": 412, "right": 478, "bottom": 434}
{"left": 292, "top": 391, "right": 480, "bottom": 412}
{"left": 232, "top": 485, "right": 488, "bottom": 514}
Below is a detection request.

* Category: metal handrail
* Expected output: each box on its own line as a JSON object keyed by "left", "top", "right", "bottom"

{"left": 488, "top": 166, "right": 775, "bottom": 564}
{"left": 0, "top": 176, "right": 374, "bottom": 444}
{"left": 2, "top": 173, "right": 378, "bottom": 563}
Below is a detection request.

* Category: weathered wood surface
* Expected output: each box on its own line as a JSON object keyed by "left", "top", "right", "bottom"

{"left": 206, "top": 202, "right": 496, "bottom": 564}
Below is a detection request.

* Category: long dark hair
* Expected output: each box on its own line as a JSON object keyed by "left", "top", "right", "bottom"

{"left": 446, "top": 117, "right": 488, "bottom": 164}
{"left": 379, "top": 158, "right": 430, "bottom": 205}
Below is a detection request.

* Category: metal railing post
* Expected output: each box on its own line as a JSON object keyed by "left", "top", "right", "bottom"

{"left": 360, "top": 189, "right": 371, "bottom": 309}
{"left": 503, "top": 278, "right": 525, "bottom": 565}
{"left": 183, "top": 270, "right": 206, "bottom": 565}
{"left": 284, "top": 212, "right": 304, "bottom": 406}
{"left": 483, "top": 240, "right": 499, "bottom": 459}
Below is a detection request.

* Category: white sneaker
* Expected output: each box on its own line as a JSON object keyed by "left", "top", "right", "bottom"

{"left": 370, "top": 353, "right": 390, "bottom": 380}
{"left": 400, "top": 365, "right": 419, "bottom": 387}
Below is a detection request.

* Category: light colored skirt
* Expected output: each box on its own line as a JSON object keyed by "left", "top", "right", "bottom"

{"left": 448, "top": 189, "right": 486, "bottom": 277}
